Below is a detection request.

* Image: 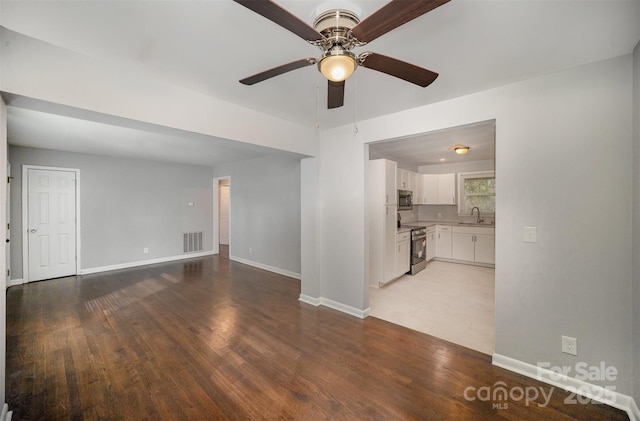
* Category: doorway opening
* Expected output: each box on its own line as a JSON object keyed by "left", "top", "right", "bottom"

{"left": 366, "top": 120, "right": 496, "bottom": 355}
{"left": 213, "top": 177, "right": 230, "bottom": 257}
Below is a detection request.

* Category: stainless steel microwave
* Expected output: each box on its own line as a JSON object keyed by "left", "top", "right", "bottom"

{"left": 398, "top": 190, "right": 413, "bottom": 210}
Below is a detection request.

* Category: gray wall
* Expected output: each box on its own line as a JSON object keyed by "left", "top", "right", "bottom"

{"left": 0, "top": 93, "right": 7, "bottom": 403}
{"left": 633, "top": 40, "right": 640, "bottom": 404}
{"left": 212, "top": 154, "right": 301, "bottom": 275}
{"left": 314, "top": 54, "right": 635, "bottom": 395}
{"left": 9, "top": 146, "right": 213, "bottom": 277}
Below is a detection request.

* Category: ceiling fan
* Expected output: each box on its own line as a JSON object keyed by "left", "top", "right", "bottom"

{"left": 234, "top": 0, "right": 450, "bottom": 109}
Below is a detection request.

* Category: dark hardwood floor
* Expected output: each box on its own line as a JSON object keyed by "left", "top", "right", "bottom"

{"left": 6, "top": 247, "right": 628, "bottom": 420}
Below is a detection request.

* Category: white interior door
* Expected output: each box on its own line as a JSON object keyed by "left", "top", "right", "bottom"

{"left": 219, "top": 184, "right": 230, "bottom": 245}
{"left": 27, "top": 168, "right": 77, "bottom": 281}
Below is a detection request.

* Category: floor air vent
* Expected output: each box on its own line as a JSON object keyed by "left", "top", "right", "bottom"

{"left": 183, "top": 231, "right": 203, "bottom": 253}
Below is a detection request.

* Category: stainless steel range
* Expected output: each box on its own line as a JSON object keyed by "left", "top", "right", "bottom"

{"left": 401, "top": 225, "right": 427, "bottom": 275}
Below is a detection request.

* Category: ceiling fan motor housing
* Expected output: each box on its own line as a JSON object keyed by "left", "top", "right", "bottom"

{"left": 313, "top": 9, "right": 361, "bottom": 49}
{"left": 313, "top": 9, "right": 362, "bottom": 81}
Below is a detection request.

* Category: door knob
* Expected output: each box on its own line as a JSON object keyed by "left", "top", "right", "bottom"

{"left": 29, "top": 229, "right": 37, "bottom": 233}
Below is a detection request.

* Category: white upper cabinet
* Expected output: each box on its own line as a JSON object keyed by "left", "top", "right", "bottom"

{"left": 420, "top": 173, "right": 456, "bottom": 205}
{"left": 422, "top": 174, "right": 439, "bottom": 204}
{"left": 384, "top": 160, "right": 397, "bottom": 205}
{"left": 370, "top": 159, "right": 397, "bottom": 205}
{"left": 395, "top": 169, "right": 456, "bottom": 205}
{"left": 408, "top": 171, "right": 418, "bottom": 193}
{"left": 397, "top": 168, "right": 409, "bottom": 190}
{"left": 438, "top": 173, "right": 456, "bottom": 204}
{"left": 414, "top": 173, "right": 424, "bottom": 204}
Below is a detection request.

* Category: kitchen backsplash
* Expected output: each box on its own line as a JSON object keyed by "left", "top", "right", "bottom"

{"left": 398, "top": 206, "right": 495, "bottom": 225}
{"left": 418, "top": 205, "right": 495, "bottom": 224}
{"left": 398, "top": 209, "right": 418, "bottom": 223}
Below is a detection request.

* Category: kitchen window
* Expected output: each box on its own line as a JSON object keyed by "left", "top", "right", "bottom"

{"left": 458, "top": 171, "right": 496, "bottom": 215}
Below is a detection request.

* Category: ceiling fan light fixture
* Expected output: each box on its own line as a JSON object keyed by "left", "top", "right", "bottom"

{"left": 319, "top": 53, "right": 356, "bottom": 82}
{"left": 454, "top": 146, "right": 470, "bottom": 155}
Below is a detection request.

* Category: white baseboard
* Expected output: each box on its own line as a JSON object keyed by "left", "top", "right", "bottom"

{"left": 493, "top": 353, "right": 638, "bottom": 420}
{"left": 80, "top": 251, "right": 216, "bottom": 275}
{"left": 9, "top": 278, "right": 24, "bottom": 287}
{"left": 298, "top": 294, "right": 370, "bottom": 319}
{"left": 229, "top": 255, "right": 301, "bottom": 280}
{"left": 631, "top": 399, "right": 640, "bottom": 421}
{"left": 299, "top": 294, "right": 321, "bottom": 306}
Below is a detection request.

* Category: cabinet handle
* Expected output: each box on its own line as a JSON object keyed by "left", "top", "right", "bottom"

{"left": 386, "top": 194, "right": 388, "bottom": 204}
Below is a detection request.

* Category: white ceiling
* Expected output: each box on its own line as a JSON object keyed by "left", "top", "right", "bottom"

{"left": 369, "top": 119, "right": 495, "bottom": 167}
{"left": 1, "top": 0, "right": 639, "bottom": 166}
{"left": 7, "top": 107, "right": 288, "bottom": 167}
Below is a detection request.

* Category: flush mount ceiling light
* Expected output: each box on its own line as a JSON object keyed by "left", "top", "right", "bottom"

{"left": 449, "top": 144, "right": 470, "bottom": 155}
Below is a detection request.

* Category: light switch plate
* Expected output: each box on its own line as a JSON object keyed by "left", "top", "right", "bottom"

{"left": 524, "top": 227, "right": 537, "bottom": 243}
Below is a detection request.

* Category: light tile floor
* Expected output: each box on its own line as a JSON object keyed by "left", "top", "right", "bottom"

{"left": 369, "top": 260, "right": 495, "bottom": 355}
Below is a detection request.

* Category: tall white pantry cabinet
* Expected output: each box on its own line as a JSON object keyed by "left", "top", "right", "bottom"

{"left": 369, "top": 159, "right": 397, "bottom": 287}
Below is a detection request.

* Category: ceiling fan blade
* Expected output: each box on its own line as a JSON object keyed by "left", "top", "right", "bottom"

{"left": 240, "top": 58, "right": 316, "bottom": 85}
{"left": 351, "top": 0, "right": 450, "bottom": 43}
{"left": 360, "top": 52, "right": 438, "bottom": 87}
{"left": 328, "top": 81, "right": 345, "bottom": 109}
{"left": 233, "top": 0, "right": 325, "bottom": 42}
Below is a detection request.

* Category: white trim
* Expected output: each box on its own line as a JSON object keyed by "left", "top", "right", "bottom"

{"left": 492, "top": 353, "right": 638, "bottom": 420}
{"left": 298, "top": 294, "right": 370, "bottom": 319}
{"left": 8, "top": 278, "right": 24, "bottom": 287}
{"left": 22, "top": 165, "right": 81, "bottom": 283}
{"left": 457, "top": 170, "right": 496, "bottom": 216}
{"left": 229, "top": 255, "right": 301, "bottom": 279}
{"left": 631, "top": 399, "right": 640, "bottom": 421}
{"left": 212, "top": 176, "right": 231, "bottom": 256}
{"left": 80, "top": 251, "right": 215, "bottom": 275}
{"left": 298, "top": 294, "right": 321, "bottom": 306}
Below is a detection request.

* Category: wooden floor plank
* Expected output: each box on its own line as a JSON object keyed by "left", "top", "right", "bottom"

{"left": 6, "top": 248, "right": 629, "bottom": 420}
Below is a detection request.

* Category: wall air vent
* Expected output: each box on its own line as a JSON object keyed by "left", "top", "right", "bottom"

{"left": 183, "top": 231, "right": 203, "bottom": 253}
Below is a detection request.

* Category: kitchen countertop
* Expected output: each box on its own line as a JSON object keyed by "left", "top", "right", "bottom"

{"left": 397, "top": 226, "right": 412, "bottom": 234}
{"left": 402, "top": 220, "right": 496, "bottom": 228}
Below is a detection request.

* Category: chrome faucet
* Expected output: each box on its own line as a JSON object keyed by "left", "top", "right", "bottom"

{"left": 471, "top": 207, "right": 482, "bottom": 224}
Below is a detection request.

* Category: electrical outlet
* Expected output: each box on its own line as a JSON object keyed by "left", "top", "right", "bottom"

{"left": 562, "top": 335, "right": 577, "bottom": 356}
{"left": 524, "top": 227, "right": 537, "bottom": 243}
{"left": 249, "top": 247, "right": 252, "bottom": 254}
{"left": 143, "top": 247, "right": 149, "bottom": 254}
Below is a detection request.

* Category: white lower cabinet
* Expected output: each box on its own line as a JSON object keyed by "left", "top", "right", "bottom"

{"left": 474, "top": 233, "right": 495, "bottom": 264}
{"left": 435, "top": 225, "right": 452, "bottom": 258}
{"left": 396, "top": 231, "right": 411, "bottom": 278}
{"left": 452, "top": 232, "right": 475, "bottom": 261}
{"left": 451, "top": 226, "right": 495, "bottom": 265}
{"left": 383, "top": 207, "right": 398, "bottom": 282}
{"left": 426, "top": 226, "right": 436, "bottom": 261}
